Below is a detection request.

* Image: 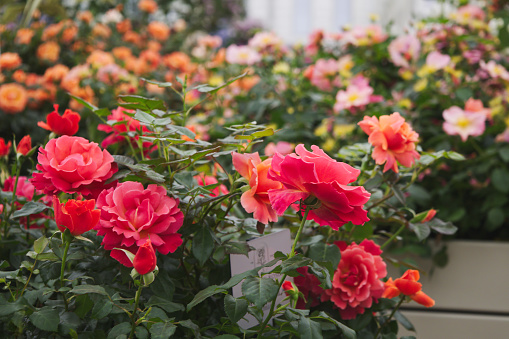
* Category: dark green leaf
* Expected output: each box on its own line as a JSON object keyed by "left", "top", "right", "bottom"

{"left": 308, "top": 243, "right": 341, "bottom": 271}
{"left": 74, "top": 294, "right": 93, "bottom": 319}
{"left": 298, "top": 317, "right": 323, "bottom": 339}
{"left": 135, "top": 326, "right": 149, "bottom": 339}
{"left": 487, "top": 207, "right": 505, "bottom": 229}
{"left": 280, "top": 255, "right": 312, "bottom": 274}
{"left": 224, "top": 295, "right": 248, "bottom": 323}
{"left": 29, "top": 307, "right": 59, "bottom": 332}
{"left": 71, "top": 285, "right": 109, "bottom": 296}
{"left": 212, "top": 335, "right": 240, "bottom": 339}
{"left": 491, "top": 168, "right": 509, "bottom": 193}
{"left": 0, "top": 298, "right": 25, "bottom": 316}
{"left": 59, "top": 312, "right": 81, "bottom": 336}
{"left": 107, "top": 322, "right": 131, "bottom": 339}
{"left": 147, "top": 296, "right": 184, "bottom": 314}
{"left": 241, "top": 277, "right": 279, "bottom": 308}
{"left": 91, "top": 298, "right": 113, "bottom": 319}
{"left": 192, "top": 226, "right": 214, "bottom": 266}
{"left": 12, "top": 201, "right": 50, "bottom": 218}
{"left": 394, "top": 311, "right": 415, "bottom": 331}
{"left": 427, "top": 219, "right": 458, "bottom": 235}
{"left": 186, "top": 285, "right": 227, "bottom": 312}
{"left": 33, "top": 236, "right": 49, "bottom": 254}
{"left": 178, "top": 319, "right": 201, "bottom": 338}
{"left": 150, "top": 322, "right": 177, "bottom": 338}
{"left": 134, "top": 110, "right": 156, "bottom": 125}
{"left": 408, "top": 223, "right": 430, "bottom": 241}
{"left": 498, "top": 146, "right": 509, "bottom": 162}
{"left": 315, "top": 312, "right": 356, "bottom": 339}
{"left": 392, "top": 186, "right": 406, "bottom": 205}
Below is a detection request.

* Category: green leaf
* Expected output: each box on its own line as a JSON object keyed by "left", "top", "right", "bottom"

{"left": 12, "top": 201, "right": 50, "bottom": 218}
{"left": 150, "top": 322, "right": 177, "bottom": 338}
{"left": 487, "top": 207, "right": 505, "bottom": 229}
{"left": 408, "top": 223, "right": 431, "bottom": 241}
{"left": 251, "top": 128, "right": 274, "bottom": 139}
{"left": 280, "top": 255, "right": 312, "bottom": 274}
{"left": 91, "top": 298, "right": 113, "bottom": 319}
{"left": 178, "top": 319, "right": 201, "bottom": 338}
{"left": 192, "top": 72, "right": 247, "bottom": 94}
{"left": 314, "top": 311, "right": 356, "bottom": 339}
{"left": 498, "top": 146, "right": 509, "bottom": 162}
{"left": 445, "top": 151, "right": 465, "bottom": 161}
{"left": 242, "top": 276, "right": 279, "bottom": 308}
{"left": 34, "top": 236, "right": 49, "bottom": 254}
{"left": 224, "top": 295, "right": 248, "bottom": 323}
{"left": 74, "top": 294, "right": 93, "bottom": 319}
{"left": 118, "top": 95, "right": 166, "bottom": 111}
{"left": 455, "top": 88, "right": 473, "bottom": 101}
{"left": 59, "top": 312, "right": 81, "bottom": 336}
{"left": 141, "top": 78, "right": 173, "bottom": 88}
{"left": 71, "top": 285, "right": 109, "bottom": 296}
{"left": 134, "top": 110, "right": 156, "bottom": 125}
{"left": 427, "top": 219, "right": 458, "bottom": 235}
{"left": 29, "top": 307, "right": 59, "bottom": 332}
{"left": 308, "top": 243, "right": 341, "bottom": 271}
{"left": 107, "top": 322, "right": 131, "bottom": 339}
{"left": 298, "top": 316, "right": 323, "bottom": 339}
{"left": 212, "top": 335, "right": 240, "bottom": 339}
{"left": 0, "top": 298, "right": 26, "bottom": 316}
{"left": 491, "top": 168, "right": 509, "bottom": 193}
{"left": 394, "top": 311, "right": 415, "bottom": 331}
{"left": 392, "top": 186, "right": 406, "bottom": 205}
{"left": 69, "top": 94, "right": 98, "bottom": 111}
{"left": 135, "top": 326, "right": 149, "bottom": 339}
{"left": 192, "top": 226, "right": 215, "bottom": 266}
{"left": 147, "top": 296, "right": 184, "bottom": 314}
{"left": 186, "top": 285, "right": 227, "bottom": 312}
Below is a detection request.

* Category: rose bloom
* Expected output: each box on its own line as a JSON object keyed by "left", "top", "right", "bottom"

{"left": 95, "top": 181, "right": 184, "bottom": 267}
{"left": 388, "top": 35, "right": 421, "bottom": 68}
{"left": 0, "top": 138, "right": 12, "bottom": 157}
{"left": 480, "top": 60, "right": 509, "bottom": 81}
{"left": 43, "top": 64, "right": 70, "bottom": 83}
{"left": 37, "top": 41, "right": 61, "bottom": 63}
{"left": 0, "top": 83, "right": 28, "bottom": 114}
{"left": 264, "top": 141, "right": 294, "bottom": 157}
{"left": 147, "top": 21, "right": 170, "bottom": 41}
{"left": 425, "top": 51, "right": 451, "bottom": 71}
{"left": 268, "top": 144, "right": 370, "bottom": 230}
{"left": 86, "top": 50, "right": 115, "bottom": 68}
{"left": 138, "top": 0, "right": 158, "bottom": 13}
{"left": 248, "top": 31, "right": 283, "bottom": 51}
{"left": 38, "top": 104, "right": 81, "bottom": 136}
{"left": 358, "top": 112, "right": 420, "bottom": 173}
{"left": 31, "top": 136, "right": 118, "bottom": 197}
{"left": 450, "top": 4, "right": 485, "bottom": 25}
{"left": 53, "top": 196, "right": 100, "bottom": 236}
{"left": 16, "top": 135, "right": 31, "bottom": 155}
{"left": 225, "top": 45, "right": 261, "bottom": 65}
{"left": 163, "top": 52, "right": 193, "bottom": 73}
{"left": 133, "top": 239, "right": 157, "bottom": 275}
{"left": 194, "top": 174, "right": 229, "bottom": 197}
{"left": 113, "top": 46, "right": 133, "bottom": 61}
{"left": 309, "top": 58, "right": 341, "bottom": 91}
{"left": 324, "top": 240, "right": 387, "bottom": 319}
{"left": 15, "top": 28, "right": 34, "bottom": 44}
{"left": 0, "top": 52, "right": 22, "bottom": 70}
{"left": 383, "top": 269, "right": 435, "bottom": 307}
{"left": 232, "top": 152, "right": 283, "bottom": 224}
{"left": 333, "top": 76, "right": 382, "bottom": 113}
{"left": 294, "top": 266, "right": 324, "bottom": 309}
{"left": 464, "top": 98, "right": 490, "bottom": 119}
{"left": 442, "top": 106, "right": 486, "bottom": 142}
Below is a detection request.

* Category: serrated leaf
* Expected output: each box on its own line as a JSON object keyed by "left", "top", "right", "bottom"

{"left": 280, "top": 255, "right": 312, "bottom": 274}
{"left": 178, "top": 319, "right": 201, "bottom": 338}
{"left": 394, "top": 311, "right": 415, "bottom": 331}
{"left": 12, "top": 201, "right": 50, "bottom": 218}
{"left": 298, "top": 316, "right": 323, "bottom": 339}
{"left": 241, "top": 276, "right": 279, "bottom": 308}
{"left": 408, "top": 223, "right": 431, "bottom": 241}
{"left": 192, "top": 226, "right": 214, "bottom": 266}
{"left": 34, "top": 236, "right": 49, "bottom": 254}
{"left": 314, "top": 311, "right": 356, "bottom": 339}
{"left": 392, "top": 186, "right": 406, "bottom": 205}
{"left": 150, "top": 322, "right": 177, "bottom": 338}
{"left": 427, "top": 219, "right": 458, "bottom": 235}
{"left": 308, "top": 243, "right": 341, "bottom": 270}
{"left": 147, "top": 296, "right": 184, "bottom": 314}
{"left": 107, "top": 322, "right": 131, "bottom": 339}
{"left": 29, "top": 307, "right": 59, "bottom": 332}
{"left": 91, "top": 298, "right": 113, "bottom": 319}
{"left": 71, "top": 285, "right": 109, "bottom": 296}
{"left": 69, "top": 94, "right": 98, "bottom": 111}
{"left": 224, "top": 295, "right": 248, "bottom": 323}
{"left": 141, "top": 78, "right": 173, "bottom": 88}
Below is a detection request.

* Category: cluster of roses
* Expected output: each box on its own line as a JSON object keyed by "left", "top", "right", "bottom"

{"left": 231, "top": 111, "right": 426, "bottom": 318}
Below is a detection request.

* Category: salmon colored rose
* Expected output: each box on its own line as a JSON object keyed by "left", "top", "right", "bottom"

{"left": 38, "top": 104, "right": 81, "bottom": 136}
{"left": 16, "top": 135, "right": 31, "bottom": 156}
{"left": 138, "top": 0, "right": 158, "bottom": 13}
{"left": 358, "top": 112, "right": 420, "bottom": 173}
{"left": 268, "top": 145, "right": 370, "bottom": 230}
{"left": 0, "top": 52, "right": 22, "bottom": 70}
{"left": 133, "top": 239, "right": 157, "bottom": 275}
{"left": 383, "top": 269, "right": 435, "bottom": 307}
{"left": 37, "top": 41, "right": 61, "bottom": 63}
{"left": 0, "top": 83, "right": 28, "bottom": 114}
{"left": 232, "top": 152, "right": 282, "bottom": 224}
{"left": 30, "top": 136, "right": 118, "bottom": 197}
{"left": 53, "top": 196, "right": 100, "bottom": 236}
{"left": 95, "top": 181, "right": 184, "bottom": 267}
{"left": 0, "top": 138, "right": 12, "bottom": 157}
{"left": 324, "top": 240, "right": 387, "bottom": 319}
{"left": 147, "top": 21, "right": 170, "bottom": 41}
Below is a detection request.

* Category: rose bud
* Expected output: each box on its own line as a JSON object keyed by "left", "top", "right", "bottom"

{"left": 133, "top": 239, "right": 157, "bottom": 275}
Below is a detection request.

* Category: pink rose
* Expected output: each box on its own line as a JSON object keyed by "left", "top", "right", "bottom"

{"left": 95, "top": 181, "right": 184, "bottom": 267}
{"left": 324, "top": 240, "right": 387, "bottom": 320}
{"left": 268, "top": 145, "right": 370, "bottom": 230}
{"left": 31, "top": 136, "right": 118, "bottom": 197}
{"left": 232, "top": 152, "right": 283, "bottom": 224}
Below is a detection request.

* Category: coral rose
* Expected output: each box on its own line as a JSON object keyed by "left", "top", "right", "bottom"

{"left": 37, "top": 41, "right": 61, "bottom": 63}
{"left": 324, "top": 240, "right": 387, "bottom": 319}
{"left": 0, "top": 83, "right": 28, "bottom": 114}
{"left": 383, "top": 269, "right": 435, "bottom": 307}
{"left": 232, "top": 152, "right": 283, "bottom": 224}
{"left": 133, "top": 239, "right": 157, "bottom": 275}
{"left": 30, "top": 136, "right": 118, "bottom": 197}
{"left": 268, "top": 145, "right": 370, "bottom": 230}
{"left": 38, "top": 104, "right": 81, "bottom": 136}
{"left": 147, "top": 21, "right": 170, "bottom": 41}
{"left": 53, "top": 196, "right": 100, "bottom": 236}
{"left": 138, "top": 0, "right": 158, "bottom": 13}
{"left": 0, "top": 52, "right": 22, "bottom": 70}
{"left": 358, "top": 112, "right": 420, "bottom": 173}
{"left": 95, "top": 181, "right": 184, "bottom": 267}
{"left": 16, "top": 135, "right": 31, "bottom": 156}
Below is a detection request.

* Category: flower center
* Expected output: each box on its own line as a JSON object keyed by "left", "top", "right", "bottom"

{"left": 456, "top": 116, "right": 471, "bottom": 128}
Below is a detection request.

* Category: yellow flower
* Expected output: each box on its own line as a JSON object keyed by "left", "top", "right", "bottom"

{"left": 414, "top": 78, "right": 428, "bottom": 92}
{"left": 333, "top": 124, "right": 356, "bottom": 138}
{"left": 400, "top": 70, "right": 413, "bottom": 80}
{"left": 322, "top": 138, "right": 335, "bottom": 152}
{"left": 314, "top": 124, "right": 328, "bottom": 137}
{"left": 273, "top": 62, "right": 290, "bottom": 74}
{"left": 287, "top": 107, "right": 295, "bottom": 115}
{"left": 398, "top": 98, "right": 412, "bottom": 109}
{"left": 208, "top": 75, "right": 224, "bottom": 87}
{"left": 417, "top": 65, "right": 434, "bottom": 77}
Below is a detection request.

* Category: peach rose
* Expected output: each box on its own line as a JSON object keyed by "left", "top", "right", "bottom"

{"left": 147, "top": 21, "right": 170, "bottom": 41}
{"left": 15, "top": 28, "right": 34, "bottom": 44}
{"left": 0, "top": 52, "right": 22, "bottom": 70}
{"left": 0, "top": 83, "right": 28, "bottom": 114}
{"left": 37, "top": 41, "right": 61, "bottom": 63}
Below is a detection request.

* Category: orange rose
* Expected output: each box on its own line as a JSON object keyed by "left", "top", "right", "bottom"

{"left": 37, "top": 41, "right": 61, "bottom": 63}
{"left": 147, "top": 21, "right": 170, "bottom": 41}
{"left": 43, "top": 64, "right": 70, "bottom": 83}
{"left": 0, "top": 83, "right": 28, "bottom": 114}
{"left": 123, "top": 31, "right": 141, "bottom": 45}
{"left": 13, "top": 70, "right": 26, "bottom": 83}
{"left": 86, "top": 50, "right": 115, "bottom": 68}
{"left": 138, "top": 0, "right": 158, "bottom": 13}
{"left": 77, "top": 11, "right": 93, "bottom": 23}
{"left": 112, "top": 46, "right": 132, "bottom": 61}
{"left": 147, "top": 41, "right": 161, "bottom": 52}
{"left": 92, "top": 24, "right": 111, "bottom": 38}
{"left": 61, "top": 23, "right": 78, "bottom": 43}
{"left": 116, "top": 19, "right": 132, "bottom": 34}
{"left": 15, "top": 28, "right": 34, "bottom": 44}
{"left": 0, "top": 52, "right": 22, "bottom": 70}
{"left": 163, "top": 52, "right": 191, "bottom": 72}
{"left": 42, "top": 22, "right": 63, "bottom": 41}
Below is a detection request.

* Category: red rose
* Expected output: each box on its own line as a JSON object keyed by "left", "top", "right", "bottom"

{"left": 31, "top": 136, "right": 118, "bottom": 197}
{"left": 16, "top": 135, "right": 31, "bottom": 155}
{"left": 53, "top": 196, "right": 100, "bottom": 236}
{"left": 38, "top": 104, "right": 81, "bottom": 136}
{"left": 133, "top": 239, "right": 157, "bottom": 275}
{"left": 0, "top": 138, "right": 11, "bottom": 157}
{"left": 95, "top": 181, "right": 184, "bottom": 267}
{"left": 324, "top": 240, "right": 387, "bottom": 320}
